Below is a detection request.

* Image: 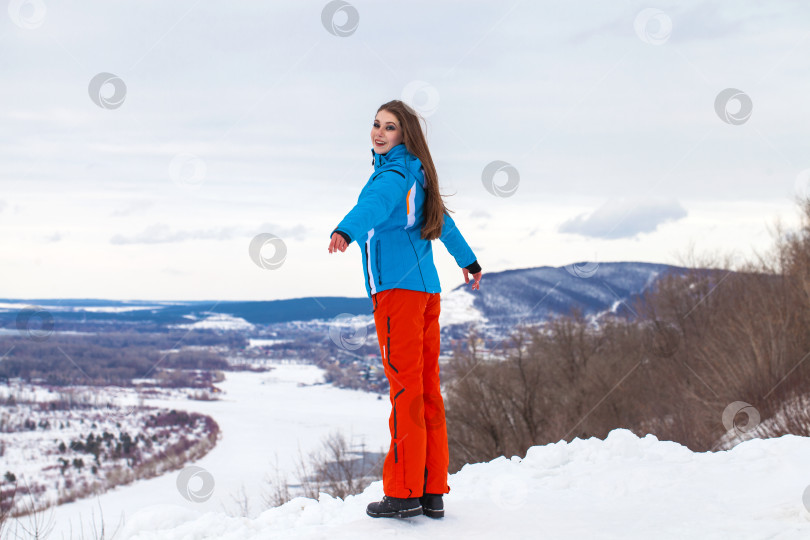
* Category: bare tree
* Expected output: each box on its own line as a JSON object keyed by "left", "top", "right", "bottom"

{"left": 9, "top": 477, "right": 55, "bottom": 540}
{"left": 0, "top": 477, "right": 18, "bottom": 539}
{"left": 222, "top": 484, "right": 251, "bottom": 518}
{"left": 261, "top": 455, "right": 293, "bottom": 509}
{"left": 260, "top": 431, "right": 384, "bottom": 507}
{"left": 445, "top": 197, "right": 810, "bottom": 467}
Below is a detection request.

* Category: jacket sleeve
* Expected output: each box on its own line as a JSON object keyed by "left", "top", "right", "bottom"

{"left": 331, "top": 170, "right": 408, "bottom": 244}
{"left": 439, "top": 213, "right": 478, "bottom": 269}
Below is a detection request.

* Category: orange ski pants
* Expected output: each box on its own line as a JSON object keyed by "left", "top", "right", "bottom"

{"left": 372, "top": 288, "right": 450, "bottom": 499}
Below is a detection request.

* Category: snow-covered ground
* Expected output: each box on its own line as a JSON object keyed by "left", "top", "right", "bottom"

{"left": 0, "top": 398, "right": 216, "bottom": 514}
{"left": 6, "top": 363, "right": 810, "bottom": 539}
{"left": 439, "top": 288, "right": 486, "bottom": 327}
{"left": 6, "top": 362, "right": 391, "bottom": 539}
{"left": 115, "top": 429, "right": 810, "bottom": 539}
{"left": 247, "top": 338, "right": 291, "bottom": 348}
{"left": 171, "top": 313, "right": 256, "bottom": 331}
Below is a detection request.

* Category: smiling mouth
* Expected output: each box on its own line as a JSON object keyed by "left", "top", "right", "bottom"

{"left": 375, "top": 140, "right": 386, "bottom": 146}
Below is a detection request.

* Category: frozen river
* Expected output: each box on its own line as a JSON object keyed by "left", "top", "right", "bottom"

{"left": 9, "top": 362, "right": 390, "bottom": 539}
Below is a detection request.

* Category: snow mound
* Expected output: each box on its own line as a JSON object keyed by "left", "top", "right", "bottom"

{"left": 119, "top": 429, "right": 810, "bottom": 539}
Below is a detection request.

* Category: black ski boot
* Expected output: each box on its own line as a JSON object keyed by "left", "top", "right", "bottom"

{"left": 419, "top": 493, "right": 444, "bottom": 518}
{"left": 366, "top": 495, "right": 422, "bottom": 518}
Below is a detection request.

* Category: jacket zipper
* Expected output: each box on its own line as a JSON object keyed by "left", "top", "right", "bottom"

{"left": 375, "top": 239, "right": 382, "bottom": 284}
{"left": 364, "top": 242, "right": 373, "bottom": 292}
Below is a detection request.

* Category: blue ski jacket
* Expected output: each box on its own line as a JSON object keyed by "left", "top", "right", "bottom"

{"left": 331, "top": 143, "right": 480, "bottom": 299}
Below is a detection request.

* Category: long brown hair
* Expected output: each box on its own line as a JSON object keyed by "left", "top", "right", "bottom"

{"left": 377, "top": 100, "right": 451, "bottom": 241}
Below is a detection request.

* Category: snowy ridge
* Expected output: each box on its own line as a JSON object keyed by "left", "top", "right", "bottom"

{"left": 456, "top": 261, "right": 692, "bottom": 328}
{"left": 119, "top": 429, "right": 810, "bottom": 539}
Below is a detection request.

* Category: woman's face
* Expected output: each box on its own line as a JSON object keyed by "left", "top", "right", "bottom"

{"left": 371, "top": 109, "right": 403, "bottom": 154}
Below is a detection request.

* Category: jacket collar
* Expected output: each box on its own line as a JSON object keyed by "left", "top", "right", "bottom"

{"left": 371, "top": 143, "right": 408, "bottom": 170}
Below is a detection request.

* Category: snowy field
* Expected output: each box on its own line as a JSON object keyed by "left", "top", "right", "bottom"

{"left": 5, "top": 362, "right": 810, "bottom": 539}
{"left": 6, "top": 362, "right": 391, "bottom": 539}
{"left": 115, "top": 429, "right": 810, "bottom": 539}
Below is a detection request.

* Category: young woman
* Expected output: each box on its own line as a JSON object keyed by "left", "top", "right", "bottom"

{"left": 327, "top": 100, "right": 482, "bottom": 519}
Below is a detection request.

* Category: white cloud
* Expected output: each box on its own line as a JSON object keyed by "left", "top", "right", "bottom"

{"left": 253, "top": 223, "right": 309, "bottom": 243}
{"left": 109, "top": 222, "right": 310, "bottom": 245}
{"left": 110, "top": 223, "right": 243, "bottom": 245}
{"left": 469, "top": 209, "right": 492, "bottom": 219}
{"left": 2, "top": 0, "right": 808, "bottom": 299}
{"left": 558, "top": 198, "right": 687, "bottom": 239}
{"left": 110, "top": 199, "right": 156, "bottom": 217}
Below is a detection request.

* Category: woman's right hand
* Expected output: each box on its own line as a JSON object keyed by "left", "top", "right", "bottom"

{"left": 328, "top": 232, "right": 348, "bottom": 254}
{"left": 463, "top": 268, "right": 482, "bottom": 291}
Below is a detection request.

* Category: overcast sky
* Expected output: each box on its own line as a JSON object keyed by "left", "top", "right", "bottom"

{"left": 2, "top": 0, "right": 809, "bottom": 301}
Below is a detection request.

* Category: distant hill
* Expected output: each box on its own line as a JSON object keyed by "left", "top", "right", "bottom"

{"left": 0, "top": 262, "right": 697, "bottom": 331}
{"left": 457, "top": 261, "right": 693, "bottom": 327}
{"left": 0, "top": 297, "right": 373, "bottom": 328}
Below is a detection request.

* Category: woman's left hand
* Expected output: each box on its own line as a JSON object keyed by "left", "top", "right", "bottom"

{"left": 463, "top": 269, "right": 482, "bottom": 291}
